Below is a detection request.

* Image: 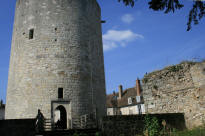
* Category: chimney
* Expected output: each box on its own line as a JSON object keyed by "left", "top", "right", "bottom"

{"left": 118, "top": 85, "right": 123, "bottom": 99}
{"left": 136, "top": 78, "right": 141, "bottom": 96}
{"left": 113, "top": 91, "right": 115, "bottom": 95}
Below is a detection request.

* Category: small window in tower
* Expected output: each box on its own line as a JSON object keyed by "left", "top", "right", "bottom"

{"left": 58, "top": 88, "right": 63, "bottom": 99}
{"left": 29, "top": 29, "right": 34, "bottom": 39}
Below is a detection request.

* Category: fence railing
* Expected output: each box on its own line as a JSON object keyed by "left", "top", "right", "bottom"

{"left": 71, "top": 111, "right": 97, "bottom": 129}
{"left": 35, "top": 110, "right": 98, "bottom": 132}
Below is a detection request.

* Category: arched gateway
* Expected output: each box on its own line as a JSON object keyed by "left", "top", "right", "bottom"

{"left": 55, "top": 105, "right": 67, "bottom": 129}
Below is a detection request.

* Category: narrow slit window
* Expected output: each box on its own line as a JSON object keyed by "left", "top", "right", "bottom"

{"left": 29, "top": 29, "right": 34, "bottom": 39}
{"left": 58, "top": 88, "right": 63, "bottom": 99}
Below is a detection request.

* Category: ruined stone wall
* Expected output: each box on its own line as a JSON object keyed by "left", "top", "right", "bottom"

{"left": 142, "top": 62, "right": 205, "bottom": 128}
{"left": 6, "top": 0, "right": 106, "bottom": 119}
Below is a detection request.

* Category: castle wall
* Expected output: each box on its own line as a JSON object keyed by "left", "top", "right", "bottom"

{"left": 142, "top": 62, "right": 205, "bottom": 128}
{"left": 102, "top": 114, "right": 186, "bottom": 136}
{"left": 6, "top": 0, "right": 106, "bottom": 119}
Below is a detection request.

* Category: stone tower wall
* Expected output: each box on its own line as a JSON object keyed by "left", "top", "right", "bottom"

{"left": 6, "top": 0, "right": 106, "bottom": 119}
{"left": 142, "top": 62, "right": 205, "bottom": 128}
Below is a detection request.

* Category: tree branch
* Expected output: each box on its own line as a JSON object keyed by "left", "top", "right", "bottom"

{"left": 187, "top": 1, "right": 205, "bottom": 31}
{"left": 118, "top": 0, "right": 205, "bottom": 31}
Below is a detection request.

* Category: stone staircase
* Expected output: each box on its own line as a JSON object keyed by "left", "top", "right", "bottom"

{"left": 44, "top": 119, "right": 52, "bottom": 131}
{"left": 36, "top": 111, "right": 98, "bottom": 135}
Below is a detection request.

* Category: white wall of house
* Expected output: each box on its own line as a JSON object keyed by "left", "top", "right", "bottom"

{"left": 120, "top": 105, "right": 137, "bottom": 115}
{"left": 120, "top": 104, "right": 146, "bottom": 115}
{"left": 107, "top": 104, "right": 146, "bottom": 115}
{"left": 0, "top": 108, "right": 5, "bottom": 120}
{"left": 141, "top": 104, "right": 146, "bottom": 113}
{"left": 107, "top": 108, "right": 115, "bottom": 115}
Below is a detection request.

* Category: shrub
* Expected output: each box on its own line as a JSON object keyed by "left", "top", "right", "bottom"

{"left": 144, "top": 115, "right": 160, "bottom": 136}
{"left": 172, "top": 127, "right": 205, "bottom": 136}
{"left": 95, "top": 132, "right": 100, "bottom": 136}
{"left": 73, "top": 133, "right": 79, "bottom": 136}
{"left": 168, "top": 65, "right": 183, "bottom": 72}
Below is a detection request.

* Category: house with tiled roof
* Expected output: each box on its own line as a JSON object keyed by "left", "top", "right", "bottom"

{"left": 106, "top": 79, "right": 146, "bottom": 115}
{"left": 0, "top": 100, "right": 5, "bottom": 120}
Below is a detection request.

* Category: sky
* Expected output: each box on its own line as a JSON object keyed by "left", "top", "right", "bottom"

{"left": 0, "top": 0, "right": 205, "bottom": 103}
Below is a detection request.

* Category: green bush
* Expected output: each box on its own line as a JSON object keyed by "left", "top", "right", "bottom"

{"left": 95, "top": 132, "right": 101, "bottom": 136}
{"left": 144, "top": 115, "right": 160, "bottom": 136}
{"left": 168, "top": 65, "right": 183, "bottom": 72}
{"left": 73, "top": 133, "right": 79, "bottom": 136}
{"left": 171, "top": 126, "right": 205, "bottom": 136}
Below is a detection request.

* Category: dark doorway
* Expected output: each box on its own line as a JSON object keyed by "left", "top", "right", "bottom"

{"left": 55, "top": 105, "right": 67, "bottom": 129}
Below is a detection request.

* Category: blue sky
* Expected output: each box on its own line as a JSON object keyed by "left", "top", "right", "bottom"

{"left": 0, "top": 0, "right": 205, "bottom": 103}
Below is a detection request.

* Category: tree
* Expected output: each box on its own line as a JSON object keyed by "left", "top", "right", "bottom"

{"left": 118, "top": 0, "right": 205, "bottom": 31}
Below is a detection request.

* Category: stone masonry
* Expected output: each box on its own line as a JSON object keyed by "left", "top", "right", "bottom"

{"left": 142, "top": 61, "right": 205, "bottom": 128}
{"left": 6, "top": 0, "right": 106, "bottom": 121}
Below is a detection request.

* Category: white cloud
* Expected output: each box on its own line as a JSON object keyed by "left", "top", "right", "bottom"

{"left": 103, "top": 30, "right": 144, "bottom": 51}
{"left": 121, "top": 14, "right": 134, "bottom": 24}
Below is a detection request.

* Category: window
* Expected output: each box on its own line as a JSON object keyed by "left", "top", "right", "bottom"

{"left": 29, "top": 29, "right": 34, "bottom": 39}
{"left": 58, "top": 88, "right": 63, "bottom": 99}
{"left": 136, "top": 96, "right": 141, "bottom": 103}
{"left": 128, "top": 97, "right": 132, "bottom": 105}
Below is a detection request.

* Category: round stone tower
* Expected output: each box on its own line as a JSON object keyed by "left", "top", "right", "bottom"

{"left": 6, "top": 0, "right": 106, "bottom": 126}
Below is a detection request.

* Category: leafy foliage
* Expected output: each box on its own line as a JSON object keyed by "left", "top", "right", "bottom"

{"left": 168, "top": 65, "right": 183, "bottom": 72}
{"left": 144, "top": 115, "right": 160, "bottom": 136}
{"left": 148, "top": 0, "right": 183, "bottom": 13}
{"left": 118, "top": 0, "right": 205, "bottom": 31}
{"left": 172, "top": 125, "right": 205, "bottom": 136}
{"left": 95, "top": 132, "right": 101, "bottom": 136}
{"left": 187, "top": 1, "right": 205, "bottom": 31}
{"left": 118, "top": 0, "right": 135, "bottom": 7}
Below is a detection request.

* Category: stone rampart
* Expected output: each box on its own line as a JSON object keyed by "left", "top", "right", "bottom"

{"left": 142, "top": 61, "right": 205, "bottom": 128}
